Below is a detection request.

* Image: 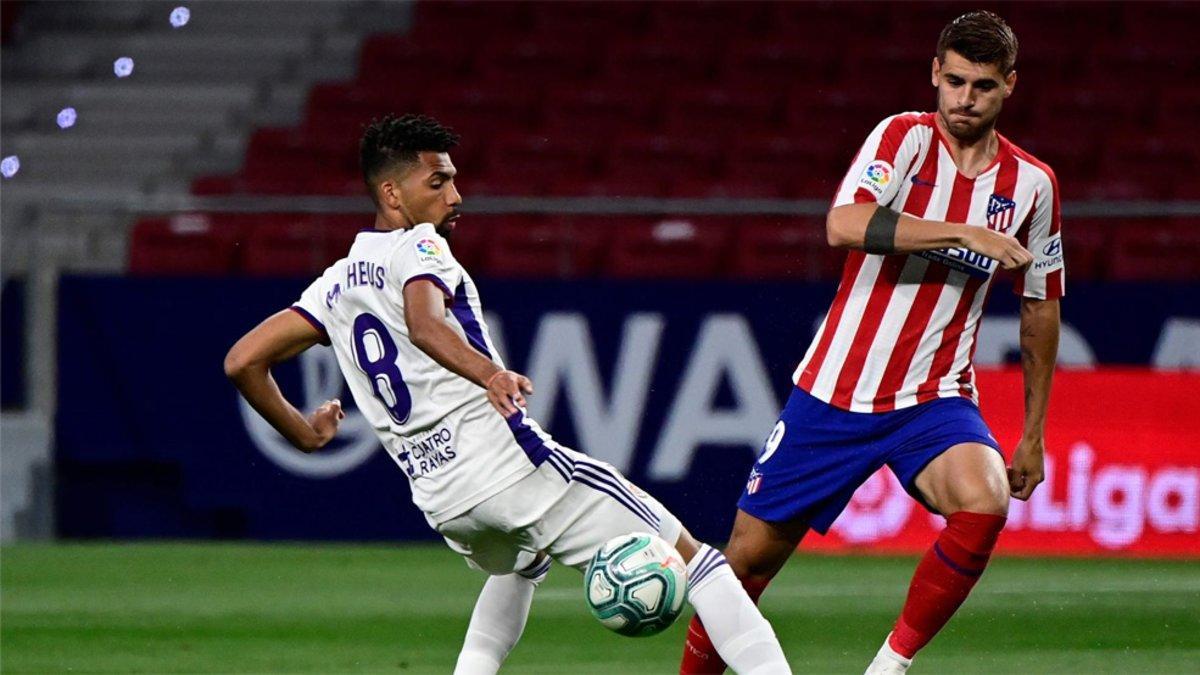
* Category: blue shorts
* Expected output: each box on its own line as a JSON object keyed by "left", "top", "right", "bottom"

{"left": 738, "top": 388, "right": 1001, "bottom": 534}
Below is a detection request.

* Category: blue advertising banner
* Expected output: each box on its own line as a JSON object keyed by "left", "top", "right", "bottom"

{"left": 56, "top": 276, "right": 1198, "bottom": 541}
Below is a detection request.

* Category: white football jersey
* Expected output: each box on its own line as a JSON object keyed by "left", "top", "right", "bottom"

{"left": 291, "top": 223, "right": 538, "bottom": 521}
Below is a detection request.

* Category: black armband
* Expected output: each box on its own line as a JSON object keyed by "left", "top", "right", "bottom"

{"left": 863, "top": 206, "right": 900, "bottom": 255}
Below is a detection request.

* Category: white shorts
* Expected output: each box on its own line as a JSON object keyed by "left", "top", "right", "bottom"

{"left": 434, "top": 446, "right": 684, "bottom": 575}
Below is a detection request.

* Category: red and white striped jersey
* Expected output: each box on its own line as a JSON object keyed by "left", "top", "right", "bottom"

{"left": 794, "top": 112, "right": 1064, "bottom": 413}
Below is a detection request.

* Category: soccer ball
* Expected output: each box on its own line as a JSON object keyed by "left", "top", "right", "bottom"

{"left": 584, "top": 533, "right": 688, "bottom": 637}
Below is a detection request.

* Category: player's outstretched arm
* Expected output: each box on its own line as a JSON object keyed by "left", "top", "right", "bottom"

{"left": 224, "top": 310, "right": 344, "bottom": 452}
{"left": 1008, "top": 297, "right": 1059, "bottom": 499}
{"left": 404, "top": 279, "right": 533, "bottom": 417}
{"left": 826, "top": 203, "right": 1033, "bottom": 269}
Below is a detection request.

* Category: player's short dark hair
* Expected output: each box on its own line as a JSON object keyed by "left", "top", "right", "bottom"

{"left": 937, "top": 10, "right": 1018, "bottom": 74}
{"left": 359, "top": 114, "right": 460, "bottom": 204}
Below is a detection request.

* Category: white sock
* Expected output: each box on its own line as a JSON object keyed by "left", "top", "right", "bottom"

{"left": 687, "top": 544, "right": 791, "bottom": 675}
{"left": 453, "top": 556, "right": 550, "bottom": 675}
{"left": 864, "top": 633, "right": 912, "bottom": 675}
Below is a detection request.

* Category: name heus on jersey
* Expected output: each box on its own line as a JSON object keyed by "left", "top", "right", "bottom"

{"left": 347, "top": 260, "right": 387, "bottom": 290}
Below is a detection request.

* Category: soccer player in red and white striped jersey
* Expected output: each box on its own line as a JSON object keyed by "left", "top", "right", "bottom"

{"left": 682, "top": 11, "right": 1061, "bottom": 674}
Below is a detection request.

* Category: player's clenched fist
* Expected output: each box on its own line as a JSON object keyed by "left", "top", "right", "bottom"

{"left": 1007, "top": 435, "right": 1046, "bottom": 500}
{"left": 963, "top": 227, "right": 1034, "bottom": 270}
{"left": 306, "top": 398, "right": 346, "bottom": 450}
{"left": 485, "top": 369, "right": 535, "bottom": 417}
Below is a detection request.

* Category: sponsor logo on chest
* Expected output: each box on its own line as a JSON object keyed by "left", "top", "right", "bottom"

{"left": 395, "top": 425, "right": 458, "bottom": 478}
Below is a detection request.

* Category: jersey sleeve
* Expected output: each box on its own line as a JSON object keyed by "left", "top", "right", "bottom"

{"left": 391, "top": 223, "right": 464, "bottom": 304}
{"left": 1014, "top": 168, "right": 1065, "bottom": 300}
{"left": 832, "top": 113, "right": 925, "bottom": 208}
{"left": 290, "top": 276, "right": 332, "bottom": 346}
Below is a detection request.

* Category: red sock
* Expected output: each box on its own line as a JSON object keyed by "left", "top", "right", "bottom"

{"left": 680, "top": 578, "right": 769, "bottom": 674}
{"left": 888, "top": 511, "right": 1006, "bottom": 658}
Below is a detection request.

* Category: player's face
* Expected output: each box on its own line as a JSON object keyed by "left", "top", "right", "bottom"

{"left": 393, "top": 151, "right": 462, "bottom": 236}
{"left": 932, "top": 50, "right": 1016, "bottom": 142}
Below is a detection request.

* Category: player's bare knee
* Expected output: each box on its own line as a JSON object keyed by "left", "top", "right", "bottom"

{"left": 947, "top": 481, "right": 1009, "bottom": 517}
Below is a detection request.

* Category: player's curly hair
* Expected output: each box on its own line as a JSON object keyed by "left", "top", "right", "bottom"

{"left": 937, "top": 10, "right": 1018, "bottom": 74}
{"left": 359, "top": 114, "right": 460, "bottom": 205}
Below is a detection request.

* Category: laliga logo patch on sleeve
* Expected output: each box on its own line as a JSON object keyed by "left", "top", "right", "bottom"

{"left": 1033, "top": 234, "right": 1065, "bottom": 273}
{"left": 858, "top": 160, "right": 893, "bottom": 198}
{"left": 415, "top": 238, "right": 443, "bottom": 266}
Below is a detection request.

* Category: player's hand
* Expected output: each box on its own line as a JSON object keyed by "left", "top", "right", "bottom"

{"left": 306, "top": 398, "right": 345, "bottom": 451}
{"left": 485, "top": 370, "right": 534, "bottom": 418}
{"left": 963, "top": 227, "right": 1034, "bottom": 271}
{"left": 1007, "top": 435, "right": 1046, "bottom": 500}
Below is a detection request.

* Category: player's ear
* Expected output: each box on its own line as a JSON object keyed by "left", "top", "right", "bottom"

{"left": 378, "top": 179, "right": 402, "bottom": 209}
{"left": 931, "top": 56, "right": 941, "bottom": 87}
{"left": 1004, "top": 70, "right": 1017, "bottom": 98}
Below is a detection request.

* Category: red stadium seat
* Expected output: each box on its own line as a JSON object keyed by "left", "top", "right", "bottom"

{"left": 608, "top": 134, "right": 722, "bottom": 185}
{"left": 1110, "top": 220, "right": 1200, "bottom": 281}
{"left": 413, "top": 0, "right": 534, "bottom": 40}
{"left": 190, "top": 174, "right": 237, "bottom": 196}
{"left": 542, "top": 86, "right": 662, "bottom": 137}
{"left": 666, "top": 175, "right": 791, "bottom": 199}
{"left": 357, "top": 36, "right": 476, "bottom": 85}
{"left": 478, "top": 217, "right": 605, "bottom": 278}
{"left": 730, "top": 217, "right": 845, "bottom": 281}
{"left": 128, "top": 215, "right": 241, "bottom": 275}
{"left": 476, "top": 40, "right": 601, "bottom": 86}
{"left": 603, "top": 218, "right": 732, "bottom": 279}
{"left": 601, "top": 40, "right": 718, "bottom": 88}
{"left": 315, "top": 213, "right": 371, "bottom": 257}
{"left": 720, "top": 40, "right": 840, "bottom": 89}
{"left": 647, "top": 1, "right": 771, "bottom": 42}
{"left": 308, "top": 172, "right": 365, "bottom": 196}
{"left": 532, "top": 1, "right": 649, "bottom": 40}
{"left": 662, "top": 86, "right": 783, "bottom": 137}
{"left": 442, "top": 216, "right": 491, "bottom": 272}
{"left": 424, "top": 86, "right": 543, "bottom": 138}
{"left": 240, "top": 217, "right": 330, "bottom": 277}
{"left": 481, "top": 132, "right": 601, "bottom": 185}
{"left": 1063, "top": 219, "right": 1113, "bottom": 282}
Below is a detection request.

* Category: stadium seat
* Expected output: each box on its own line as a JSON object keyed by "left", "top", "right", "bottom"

{"left": 603, "top": 218, "right": 732, "bottom": 279}
{"left": 476, "top": 40, "right": 600, "bottom": 86}
{"left": 1063, "top": 219, "right": 1112, "bottom": 281}
{"left": 541, "top": 85, "right": 662, "bottom": 137}
{"left": 662, "top": 86, "right": 783, "bottom": 137}
{"left": 609, "top": 134, "right": 722, "bottom": 185}
{"left": 442, "top": 216, "right": 490, "bottom": 272}
{"left": 531, "top": 1, "right": 649, "bottom": 40}
{"left": 481, "top": 132, "right": 601, "bottom": 185}
{"left": 239, "top": 217, "right": 331, "bottom": 277}
{"left": 478, "top": 217, "right": 605, "bottom": 278}
{"left": 129, "top": 215, "right": 242, "bottom": 276}
{"left": 601, "top": 40, "right": 718, "bottom": 89}
{"left": 730, "top": 218, "right": 845, "bottom": 281}
{"left": 1110, "top": 220, "right": 1200, "bottom": 281}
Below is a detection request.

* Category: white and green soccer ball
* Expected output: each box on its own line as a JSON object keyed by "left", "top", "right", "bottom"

{"left": 584, "top": 533, "right": 688, "bottom": 637}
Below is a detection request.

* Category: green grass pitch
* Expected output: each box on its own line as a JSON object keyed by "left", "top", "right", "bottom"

{"left": 2, "top": 543, "right": 1197, "bottom": 673}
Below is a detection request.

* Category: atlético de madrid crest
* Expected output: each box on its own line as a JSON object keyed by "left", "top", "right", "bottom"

{"left": 987, "top": 194, "right": 1017, "bottom": 230}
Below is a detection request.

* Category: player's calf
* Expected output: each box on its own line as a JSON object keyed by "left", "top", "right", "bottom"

{"left": 454, "top": 554, "right": 550, "bottom": 675}
{"left": 683, "top": 540, "right": 791, "bottom": 675}
{"left": 867, "top": 511, "right": 1007, "bottom": 674}
{"left": 680, "top": 512, "right": 805, "bottom": 674}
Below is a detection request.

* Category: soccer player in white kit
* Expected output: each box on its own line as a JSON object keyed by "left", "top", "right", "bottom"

{"left": 224, "top": 114, "right": 791, "bottom": 675}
